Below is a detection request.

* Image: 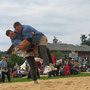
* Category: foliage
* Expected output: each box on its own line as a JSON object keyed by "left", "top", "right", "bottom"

{"left": 7, "top": 54, "right": 25, "bottom": 68}
{"left": 80, "top": 34, "right": 90, "bottom": 46}
{"left": 53, "top": 51, "right": 63, "bottom": 59}
{"left": 0, "top": 51, "right": 25, "bottom": 67}
{"left": 0, "top": 52, "right": 2, "bottom": 60}
{"left": 0, "top": 51, "right": 6, "bottom": 60}
{"left": 88, "top": 59, "right": 90, "bottom": 64}
{"left": 2, "top": 73, "right": 90, "bottom": 83}
{"left": 80, "top": 34, "right": 87, "bottom": 43}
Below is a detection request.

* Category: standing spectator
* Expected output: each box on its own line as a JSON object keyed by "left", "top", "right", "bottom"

{"left": 51, "top": 53, "right": 57, "bottom": 64}
{"left": 0, "top": 56, "right": 11, "bottom": 82}
{"left": 64, "top": 62, "right": 71, "bottom": 76}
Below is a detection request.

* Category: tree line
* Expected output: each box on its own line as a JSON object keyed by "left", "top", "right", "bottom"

{"left": 0, "top": 51, "right": 25, "bottom": 68}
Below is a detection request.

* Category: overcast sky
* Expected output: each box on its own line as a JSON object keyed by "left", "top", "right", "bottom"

{"left": 0, "top": 0, "right": 90, "bottom": 51}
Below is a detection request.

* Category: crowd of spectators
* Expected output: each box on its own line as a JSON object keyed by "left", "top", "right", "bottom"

{"left": 0, "top": 54, "right": 90, "bottom": 82}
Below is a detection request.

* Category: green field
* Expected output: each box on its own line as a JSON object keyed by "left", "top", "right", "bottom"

{"left": 0, "top": 73, "right": 90, "bottom": 83}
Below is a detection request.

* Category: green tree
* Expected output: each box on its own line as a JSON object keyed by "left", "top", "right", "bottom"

{"left": 0, "top": 51, "right": 3, "bottom": 60}
{"left": 7, "top": 54, "right": 25, "bottom": 68}
{"left": 53, "top": 51, "right": 63, "bottom": 59}
{"left": 80, "top": 34, "right": 90, "bottom": 46}
{"left": 80, "top": 34, "right": 87, "bottom": 43}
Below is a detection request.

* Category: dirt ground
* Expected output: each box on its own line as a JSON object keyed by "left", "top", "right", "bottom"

{"left": 0, "top": 77, "right": 90, "bottom": 90}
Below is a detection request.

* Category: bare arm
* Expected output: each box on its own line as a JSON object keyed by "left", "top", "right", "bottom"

{"left": 16, "top": 32, "right": 34, "bottom": 51}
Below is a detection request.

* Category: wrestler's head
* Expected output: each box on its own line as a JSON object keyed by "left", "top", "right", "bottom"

{"left": 6, "top": 30, "right": 17, "bottom": 39}
{"left": 13, "top": 22, "right": 22, "bottom": 33}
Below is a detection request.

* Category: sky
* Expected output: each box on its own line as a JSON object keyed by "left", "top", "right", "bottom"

{"left": 0, "top": 0, "right": 90, "bottom": 51}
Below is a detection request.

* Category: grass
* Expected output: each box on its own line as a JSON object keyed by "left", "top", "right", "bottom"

{"left": 40, "top": 73, "right": 90, "bottom": 80}
{"left": 0, "top": 72, "right": 90, "bottom": 83}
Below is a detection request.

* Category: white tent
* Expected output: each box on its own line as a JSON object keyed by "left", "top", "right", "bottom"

{"left": 20, "top": 60, "right": 27, "bottom": 70}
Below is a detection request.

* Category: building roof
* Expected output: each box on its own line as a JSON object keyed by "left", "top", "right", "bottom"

{"left": 47, "top": 43, "right": 90, "bottom": 52}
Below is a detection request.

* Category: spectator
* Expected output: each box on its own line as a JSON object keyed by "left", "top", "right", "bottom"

{"left": 64, "top": 62, "right": 71, "bottom": 76}
{"left": 51, "top": 53, "right": 57, "bottom": 64}
{"left": 0, "top": 56, "right": 11, "bottom": 82}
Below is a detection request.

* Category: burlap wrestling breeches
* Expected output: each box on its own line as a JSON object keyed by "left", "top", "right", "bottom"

{"left": 22, "top": 35, "right": 48, "bottom": 58}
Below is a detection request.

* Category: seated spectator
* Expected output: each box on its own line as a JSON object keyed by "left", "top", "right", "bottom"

{"left": 87, "top": 68, "right": 90, "bottom": 72}
{"left": 75, "top": 57, "right": 78, "bottom": 62}
{"left": 87, "top": 64, "right": 90, "bottom": 72}
{"left": 60, "top": 66, "right": 65, "bottom": 76}
{"left": 48, "top": 55, "right": 58, "bottom": 77}
{"left": 12, "top": 71, "right": 17, "bottom": 78}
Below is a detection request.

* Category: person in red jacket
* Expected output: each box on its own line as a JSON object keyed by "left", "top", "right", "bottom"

{"left": 64, "top": 62, "right": 71, "bottom": 76}
{"left": 51, "top": 53, "right": 57, "bottom": 64}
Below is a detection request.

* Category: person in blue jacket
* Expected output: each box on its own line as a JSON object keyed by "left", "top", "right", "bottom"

{"left": 0, "top": 56, "right": 11, "bottom": 82}
{"left": 6, "top": 30, "right": 38, "bottom": 83}
{"left": 13, "top": 22, "right": 53, "bottom": 74}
